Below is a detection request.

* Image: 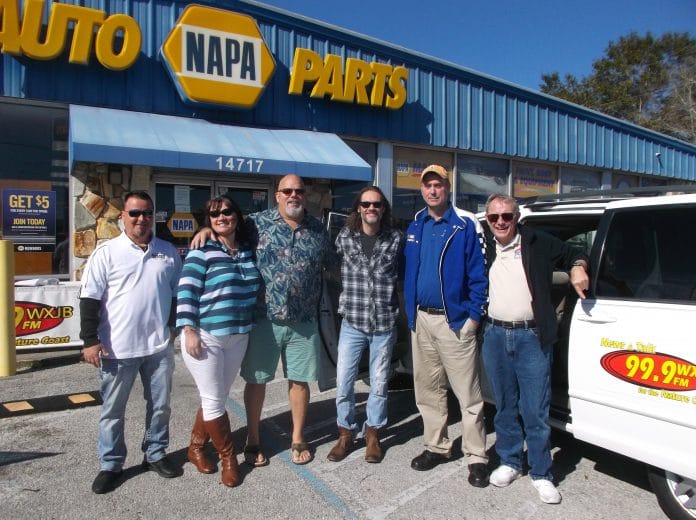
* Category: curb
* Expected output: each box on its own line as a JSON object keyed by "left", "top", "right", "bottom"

{"left": 0, "top": 391, "right": 102, "bottom": 418}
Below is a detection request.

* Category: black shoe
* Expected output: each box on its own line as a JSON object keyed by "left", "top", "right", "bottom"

{"left": 468, "top": 463, "right": 490, "bottom": 488}
{"left": 91, "top": 470, "right": 123, "bottom": 494}
{"left": 142, "top": 456, "right": 181, "bottom": 478}
{"left": 410, "top": 450, "right": 450, "bottom": 471}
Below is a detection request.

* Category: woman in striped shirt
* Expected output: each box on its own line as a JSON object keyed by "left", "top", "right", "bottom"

{"left": 176, "top": 195, "right": 260, "bottom": 487}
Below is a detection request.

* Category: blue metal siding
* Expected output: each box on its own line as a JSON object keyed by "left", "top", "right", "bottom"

{"left": 1, "top": 0, "right": 695, "bottom": 179}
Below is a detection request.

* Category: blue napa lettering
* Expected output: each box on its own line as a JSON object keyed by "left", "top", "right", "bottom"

{"left": 173, "top": 220, "right": 193, "bottom": 231}
{"left": 185, "top": 29, "right": 256, "bottom": 81}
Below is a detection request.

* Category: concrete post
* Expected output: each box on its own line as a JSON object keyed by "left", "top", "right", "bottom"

{"left": 0, "top": 240, "right": 16, "bottom": 377}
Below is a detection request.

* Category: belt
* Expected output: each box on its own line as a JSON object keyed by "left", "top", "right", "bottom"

{"left": 418, "top": 306, "right": 446, "bottom": 315}
{"left": 486, "top": 317, "right": 536, "bottom": 329}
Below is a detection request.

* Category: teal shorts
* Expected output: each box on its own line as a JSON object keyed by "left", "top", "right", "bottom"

{"left": 241, "top": 318, "right": 320, "bottom": 383}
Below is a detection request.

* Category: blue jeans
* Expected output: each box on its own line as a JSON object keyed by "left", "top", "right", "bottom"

{"left": 335, "top": 321, "right": 395, "bottom": 434}
{"left": 98, "top": 347, "right": 174, "bottom": 471}
{"left": 482, "top": 324, "right": 553, "bottom": 480}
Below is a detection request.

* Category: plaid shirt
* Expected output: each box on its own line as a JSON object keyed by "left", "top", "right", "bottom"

{"left": 335, "top": 226, "right": 403, "bottom": 334}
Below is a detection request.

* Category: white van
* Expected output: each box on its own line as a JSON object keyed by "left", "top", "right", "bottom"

{"left": 516, "top": 188, "right": 696, "bottom": 520}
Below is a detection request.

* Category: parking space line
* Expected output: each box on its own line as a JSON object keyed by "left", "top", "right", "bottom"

{"left": 362, "top": 462, "right": 463, "bottom": 519}
{"left": 225, "top": 394, "right": 354, "bottom": 516}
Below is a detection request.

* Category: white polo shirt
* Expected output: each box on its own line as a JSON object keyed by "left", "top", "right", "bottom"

{"left": 81, "top": 232, "right": 182, "bottom": 359}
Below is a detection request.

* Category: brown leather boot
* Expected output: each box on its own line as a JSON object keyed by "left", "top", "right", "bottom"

{"left": 365, "top": 426, "right": 383, "bottom": 463}
{"left": 188, "top": 408, "right": 216, "bottom": 474}
{"left": 204, "top": 412, "right": 239, "bottom": 487}
{"left": 327, "top": 427, "right": 353, "bottom": 462}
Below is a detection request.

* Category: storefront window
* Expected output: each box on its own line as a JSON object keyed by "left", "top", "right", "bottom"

{"left": 392, "top": 147, "right": 453, "bottom": 230}
{"left": 330, "top": 140, "right": 377, "bottom": 214}
{"left": 640, "top": 176, "right": 668, "bottom": 187}
{"left": 456, "top": 154, "right": 509, "bottom": 212}
{"left": 512, "top": 161, "right": 558, "bottom": 199}
{"left": 0, "top": 100, "right": 69, "bottom": 278}
{"left": 560, "top": 167, "right": 601, "bottom": 193}
{"left": 613, "top": 174, "right": 638, "bottom": 189}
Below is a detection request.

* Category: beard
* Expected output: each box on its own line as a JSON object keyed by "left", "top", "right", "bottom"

{"left": 284, "top": 204, "right": 304, "bottom": 219}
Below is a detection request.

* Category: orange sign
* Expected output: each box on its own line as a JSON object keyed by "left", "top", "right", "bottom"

{"left": 160, "top": 5, "right": 276, "bottom": 108}
{"left": 167, "top": 213, "right": 198, "bottom": 238}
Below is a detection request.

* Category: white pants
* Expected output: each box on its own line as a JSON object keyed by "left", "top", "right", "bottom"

{"left": 181, "top": 329, "right": 248, "bottom": 421}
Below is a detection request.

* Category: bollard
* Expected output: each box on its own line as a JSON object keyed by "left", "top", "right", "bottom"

{"left": 0, "top": 240, "right": 16, "bottom": 377}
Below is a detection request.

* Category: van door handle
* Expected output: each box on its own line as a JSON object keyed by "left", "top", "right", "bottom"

{"left": 575, "top": 313, "right": 617, "bottom": 324}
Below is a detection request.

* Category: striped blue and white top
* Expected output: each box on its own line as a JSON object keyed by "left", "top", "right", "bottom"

{"left": 176, "top": 240, "right": 261, "bottom": 335}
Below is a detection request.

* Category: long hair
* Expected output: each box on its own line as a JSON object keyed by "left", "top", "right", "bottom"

{"left": 346, "top": 186, "right": 392, "bottom": 232}
{"left": 204, "top": 195, "right": 248, "bottom": 243}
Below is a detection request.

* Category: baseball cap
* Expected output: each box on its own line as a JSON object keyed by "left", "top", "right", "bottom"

{"left": 420, "top": 164, "right": 449, "bottom": 182}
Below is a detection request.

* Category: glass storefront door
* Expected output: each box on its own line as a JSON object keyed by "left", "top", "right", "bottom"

{"left": 154, "top": 180, "right": 271, "bottom": 258}
{"left": 213, "top": 182, "right": 270, "bottom": 215}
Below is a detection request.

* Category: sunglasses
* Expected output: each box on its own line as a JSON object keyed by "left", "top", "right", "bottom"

{"left": 277, "top": 188, "right": 306, "bottom": 196}
{"left": 359, "top": 201, "right": 383, "bottom": 208}
{"left": 209, "top": 208, "right": 235, "bottom": 218}
{"left": 486, "top": 212, "right": 515, "bottom": 224}
{"left": 126, "top": 209, "right": 154, "bottom": 218}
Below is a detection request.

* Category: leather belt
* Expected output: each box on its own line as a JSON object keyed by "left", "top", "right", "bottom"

{"left": 418, "top": 306, "right": 446, "bottom": 315}
{"left": 486, "top": 317, "right": 536, "bottom": 329}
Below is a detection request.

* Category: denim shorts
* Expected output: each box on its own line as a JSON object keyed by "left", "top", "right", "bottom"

{"left": 241, "top": 318, "right": 319, "bottom": 383}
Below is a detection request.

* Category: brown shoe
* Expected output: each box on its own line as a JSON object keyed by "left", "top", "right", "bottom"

{"left": 204, "top": 412, "right": 239, "bottom": 487}
{"left": 364, "top": 426, "right": 383, "bottom": 463}
{"left": 188, "top": 408, "right": 216, "bottom": 474}
{"left": 327, "top": 427, "right": 353, "bottom": 462}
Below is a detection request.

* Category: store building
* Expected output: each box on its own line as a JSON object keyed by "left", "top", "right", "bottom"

{"left": 2, "top": 0, "right": 696, "bottom": 282}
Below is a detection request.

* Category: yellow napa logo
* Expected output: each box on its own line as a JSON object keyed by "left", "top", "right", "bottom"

{"left": 160, "top": 5, "right": 276, "bottom": 108}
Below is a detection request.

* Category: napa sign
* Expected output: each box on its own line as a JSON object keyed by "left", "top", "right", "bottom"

{"left": 160, "top": 5, "right": 276, "bottom": 108}
{"left": 0, "top": 1, "right": 407, "bottom": 110}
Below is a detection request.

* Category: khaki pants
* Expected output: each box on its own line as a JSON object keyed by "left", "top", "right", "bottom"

{"left": 412, "top": 310, "right": 487, "bottom": 463}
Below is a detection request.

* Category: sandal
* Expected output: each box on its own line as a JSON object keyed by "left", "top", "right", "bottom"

{"left": 290, "top": 442, "right": 313, "bottom": 465}
{"left": 243, "top": 445, "right": 269, "bottom": 467}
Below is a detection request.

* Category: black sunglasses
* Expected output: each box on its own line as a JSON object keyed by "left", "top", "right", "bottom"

{"left": 277, "top": 188, "right": 306, "bottom": 196}
{"left": 209, "top": 208, "right": 235, "bottom": 218}
{"left": 486, "top": 212, "right": 515, "bottom": 224}
{"left": 359, "top": 201, "right": 383, "bottom": 208}
{"left": 127, "top": 209, "right": 154, "bottom": 218}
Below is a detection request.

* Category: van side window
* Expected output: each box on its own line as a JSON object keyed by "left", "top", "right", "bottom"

{"left": 596, "top": 207, "right": 696, "bottom": 302}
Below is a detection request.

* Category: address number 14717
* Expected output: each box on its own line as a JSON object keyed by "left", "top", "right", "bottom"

{"left": 215, "top": 157, "right": 264, "bottom": 173}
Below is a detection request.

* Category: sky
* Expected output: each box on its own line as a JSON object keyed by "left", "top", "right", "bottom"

{"left": 251, "top": 0, "right": 696, "bottom": 92}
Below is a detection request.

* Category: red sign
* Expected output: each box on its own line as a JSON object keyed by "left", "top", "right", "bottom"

{"left": 15, "top": 301, "right": 74, "bottom": 337}
{"left": 601, "top": 351, "right": 696, "bottom": 391}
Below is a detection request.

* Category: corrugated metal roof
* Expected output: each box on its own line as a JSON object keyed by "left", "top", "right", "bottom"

{"left": 1, "top": 0, "right": 694, "bottom": 180}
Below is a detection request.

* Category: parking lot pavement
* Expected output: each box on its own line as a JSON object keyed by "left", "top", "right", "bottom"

{"left": 0, "top": 351, "right": 667, "bottom": 519}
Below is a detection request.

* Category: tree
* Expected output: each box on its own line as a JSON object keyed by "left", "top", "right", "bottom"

{"left": 540, "top": 32, "right": 696, "bottom": 144}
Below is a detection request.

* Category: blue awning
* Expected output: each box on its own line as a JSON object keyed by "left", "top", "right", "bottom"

{"left": 68, "top": 105, "right": 372, "bottom": 181}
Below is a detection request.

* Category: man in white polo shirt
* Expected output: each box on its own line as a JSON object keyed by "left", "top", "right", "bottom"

{"left": 80, "top": 191, "right": 182, "bottom": 494}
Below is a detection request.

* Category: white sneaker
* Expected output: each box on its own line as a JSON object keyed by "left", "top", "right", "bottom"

{"left": 532, "top": 479, "right": 562, "bottom": 504}
{"left": 489, "top": 465, "right": 522, "bottom": 487}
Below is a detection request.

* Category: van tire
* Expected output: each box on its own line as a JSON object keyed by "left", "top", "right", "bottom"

{"left": 647, "top": 466, "right": 696, "bottom": 520}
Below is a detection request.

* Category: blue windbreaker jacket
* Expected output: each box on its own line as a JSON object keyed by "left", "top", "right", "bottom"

{"left": 404, "top": 206, "right": 487, "bottom": 331}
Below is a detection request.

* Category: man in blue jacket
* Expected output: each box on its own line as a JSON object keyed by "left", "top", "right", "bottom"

{"left": 403, "top": 164, "right": 490, "bottom": 488}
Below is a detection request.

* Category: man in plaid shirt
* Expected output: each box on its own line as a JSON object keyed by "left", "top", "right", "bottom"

{"left": 327, "top": 186, "right": 403, "bottom": 464}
